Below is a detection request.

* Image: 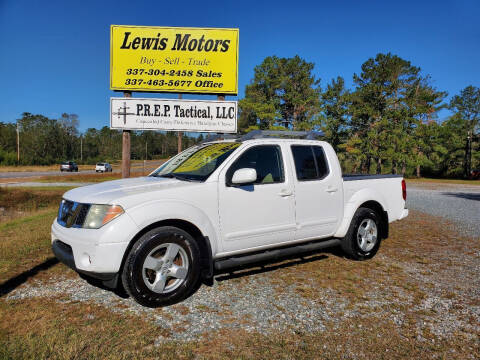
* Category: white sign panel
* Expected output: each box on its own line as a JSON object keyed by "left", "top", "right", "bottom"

{"left": 110, "top": 97, "right": 237, "bottom": 133}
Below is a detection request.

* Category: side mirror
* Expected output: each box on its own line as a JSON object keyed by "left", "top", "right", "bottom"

{"left": 231, "top": 168, "right": 257, "bottom": 185}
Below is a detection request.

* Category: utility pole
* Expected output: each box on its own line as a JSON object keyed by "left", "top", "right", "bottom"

{"left": 122, "top": 91, "right": 132, "bottom": 178}
{"left": 80, "top": 135, "right": 83, "bottom": 162}
{"left": 144, "top": 139, "right": 147, "bottom": 175}
{"left": 177, "top": 94, "right": 183, "bottom": 154}
{"left": 16, "top": 120, "right": 20, "bottom": 164}
{"left": 465, "top": 130, "right": 472, "bottom": 178}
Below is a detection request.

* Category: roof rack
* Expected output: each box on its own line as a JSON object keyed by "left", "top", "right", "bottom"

{"left": 240, "top": 130, "right": 324, "bottom": 141}
{"left": 201, "top": 133, "right": 238, "bottom": 143}
{"left": 201, "top": 130, "right": 324, "bottom": 144}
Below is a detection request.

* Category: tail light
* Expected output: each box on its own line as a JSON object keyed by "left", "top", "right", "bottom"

{"left": 401, "top": 179, "right": 407, "bottom": 201}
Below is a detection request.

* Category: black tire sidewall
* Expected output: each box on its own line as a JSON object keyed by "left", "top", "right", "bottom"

{"left": 343, "top": 208, "right": 382, "bottom": 260}
{"left": 122, "top": 226, "right": 201, "bottom": 307}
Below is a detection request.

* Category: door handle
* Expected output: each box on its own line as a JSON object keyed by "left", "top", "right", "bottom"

{"left": 326, "top": 186, "right": 339, "bottom": 193}
{"left": 278, "top": 189, "right": 293, "bottom": 197}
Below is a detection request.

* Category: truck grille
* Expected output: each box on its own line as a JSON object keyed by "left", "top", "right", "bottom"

{"left": 57, "top": 200, "right": 90, "bottom": 228}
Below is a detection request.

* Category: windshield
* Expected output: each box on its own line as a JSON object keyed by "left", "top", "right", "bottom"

{"left": 150, "top": 142, "right": 241, "bottom": 182}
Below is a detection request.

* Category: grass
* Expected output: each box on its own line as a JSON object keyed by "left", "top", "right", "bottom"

{"left": 0, "top": 189, "right": 478, "bottom": 358}
{"left": 0, "top": 298, "right": 477, "bottom": 359}
{"left": 0, "top": 187, "right": 65, "bottom": 222}
{"left": 0, "top": 209, "right": 61, "bottom": 284}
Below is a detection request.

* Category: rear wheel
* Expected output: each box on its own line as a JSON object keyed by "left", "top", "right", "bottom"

{"left": 341, "top": 207, "right": 382, "bottom": 260}
{"left": 121, "top": 226, "right": 201, "bottom": 307}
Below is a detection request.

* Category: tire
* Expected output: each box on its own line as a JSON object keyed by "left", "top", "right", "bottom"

{"left": 341, "top": 207, "right": 382, "bottom": 260}
{"left": 121, "top": 226, "right": 201, "bottom": 307}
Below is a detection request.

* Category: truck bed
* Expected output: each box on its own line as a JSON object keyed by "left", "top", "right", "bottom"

{"left": 342, "top": 174, "right": 406, "bottom": 223}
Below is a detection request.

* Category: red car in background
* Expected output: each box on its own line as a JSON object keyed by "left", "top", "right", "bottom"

{"left": 469, "top": 169, "right": 480, "bottom": 180}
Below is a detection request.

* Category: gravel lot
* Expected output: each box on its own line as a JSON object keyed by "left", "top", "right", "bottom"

{"left": 407, "top": 183, "right": 480, "bottom": 238}
{"left": 4, "top": 181, "right": 480, "bottom": 356}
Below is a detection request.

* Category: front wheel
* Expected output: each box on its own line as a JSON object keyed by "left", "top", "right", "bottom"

{"left": 341, "top": 207, "right": 382, "bottom": 260}
{"left": 121, "top": 226, "right": 201, "bottom": 307}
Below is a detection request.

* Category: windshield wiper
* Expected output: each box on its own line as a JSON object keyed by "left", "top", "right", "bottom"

{"left": 154, "top": 173, "right": 197, "bottom": 182}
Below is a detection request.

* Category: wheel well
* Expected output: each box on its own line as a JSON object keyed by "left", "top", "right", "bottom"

{"left": 119, "top": 219, "right": 213, "bottom": 280}
{"left": 358, "top": 201, "right": 389, "bottom": 239}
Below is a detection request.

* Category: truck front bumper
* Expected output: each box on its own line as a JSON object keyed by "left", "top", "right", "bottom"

{"left": 51, "top": 215, "right": 138, "bottom": 288}
{"left": 51, "top": 239, "right": 118, "bottom": 287}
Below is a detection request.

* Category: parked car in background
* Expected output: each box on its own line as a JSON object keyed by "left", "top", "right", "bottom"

{"left": 96, "top": 162, "right": 112, "bottom": 173}
{"left": 469, "top": 169, "right": 480, "bottom": 180}
{"left": 60, "top": 161, "right": 78, "bottom": 172}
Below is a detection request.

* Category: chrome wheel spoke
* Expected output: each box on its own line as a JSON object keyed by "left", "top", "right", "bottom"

{"left": 163, "top": 243, "right": 181, "bottom": 263}
{"left": 144, "top": 256, "right": 162, "bottom": 271}
{"left": 358, "top": 237, "right": 365, "bottom": 249}
{"left": 365, "top": 219, "right": 373, "bottom": 231}
{"left": 152, "top": 273, "right": 168, "bottom": 293}
{"left": 169, "top": 264, "right": 188, "bottom": 279}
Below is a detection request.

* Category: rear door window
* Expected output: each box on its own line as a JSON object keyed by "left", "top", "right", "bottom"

{"left": 313, "top": 146, "right": 329, "bottom": 179}
{"left": 291, "top": 145, "right": 329, "bottom": 181}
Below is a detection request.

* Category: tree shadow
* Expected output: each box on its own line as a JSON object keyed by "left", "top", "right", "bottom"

{"left": 214, "top": 246, "right": 343, "bottom": 282}
{"left": 0, "top": 257, "right": 59, "bottom": 297}
{"left": 442, "top": 192, "right": 480, "bottom": 201}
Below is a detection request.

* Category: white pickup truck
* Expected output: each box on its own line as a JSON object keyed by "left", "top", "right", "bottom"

{"left": 52, "top": 131, "right": 408, "bottom": 307}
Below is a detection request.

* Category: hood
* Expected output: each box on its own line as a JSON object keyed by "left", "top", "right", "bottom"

{"left": 63, "top": 176, "right": 196, "bottom": 205}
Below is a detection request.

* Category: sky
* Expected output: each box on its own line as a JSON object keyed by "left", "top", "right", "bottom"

{"left": 0, "top": 0, "right": 479, "bottom": 132}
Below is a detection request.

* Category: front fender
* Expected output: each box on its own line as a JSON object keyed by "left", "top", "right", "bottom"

{"left": 126, "top": 200, "right": 220, "bottom": 255}
{"left": 334, "top": 188, "right": 388, "bottom": 238}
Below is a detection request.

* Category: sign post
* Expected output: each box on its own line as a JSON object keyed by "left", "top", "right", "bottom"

{"left": 178, "top": 94, "right": 183, "bottom": 154}
{"left": 122, "top": 91, "right": 131, "bottom": 178}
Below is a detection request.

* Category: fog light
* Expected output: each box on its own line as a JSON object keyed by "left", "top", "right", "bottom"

{"left": 80, "top": 253, "right": 91, "bottom": 267}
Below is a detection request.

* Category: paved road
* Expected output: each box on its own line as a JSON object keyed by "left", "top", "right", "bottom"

{"left": 0, "top": 182, "right": 92, "bottom": 188}
{"left": 407, "top": 183, "right": 480, "bottom": 238}
{"left": 0, "top": 161, "right": 165, "bottom": 179}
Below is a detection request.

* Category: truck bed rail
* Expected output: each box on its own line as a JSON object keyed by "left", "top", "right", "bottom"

{"left": 343, "top": 174, "right": 403, "bottom": 181}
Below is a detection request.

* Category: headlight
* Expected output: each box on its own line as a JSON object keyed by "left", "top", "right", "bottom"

{"left": 83, "top": 204, "right": 124, "bottom": 229}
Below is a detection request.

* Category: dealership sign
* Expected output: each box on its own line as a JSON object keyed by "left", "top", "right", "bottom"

{"left": 110, "top": 97, "right": 237, "bottom": 133}
{"left": 110, "top": 25, "right": 239, "bottom": 94}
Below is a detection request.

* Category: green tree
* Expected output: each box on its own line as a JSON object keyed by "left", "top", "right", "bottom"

{"left": 449, "top": 85, "right": 480, "bottom": 177}
{"left": 350, "top": 53, "right": 446, "bottom": 174}
{"left": 239, "top": 55, "right": 320, "bottom": 132}
{"left": 319, "top": 76, "right": 351, "bottom": 153}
